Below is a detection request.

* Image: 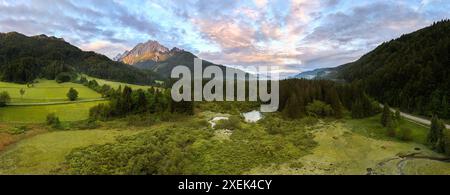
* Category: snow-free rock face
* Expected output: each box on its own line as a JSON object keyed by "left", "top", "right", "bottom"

{"left": 114, "top": 39, "right": 245, "bottom": 78}
{"left": 112, "top": 50, "right": 129, "bottom": 61}
{"left": 116, "top": 40, "right": 183, "bottom": 65}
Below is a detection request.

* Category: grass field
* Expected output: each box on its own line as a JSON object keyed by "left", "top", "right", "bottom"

{"left": 0, "top": 79, "right": 102, "bottom": 103}
{"left": 343, "top": 114, "right": 429, "bottom": 144}
{"left": 0, "top": 130, "right": 140, "bottom": 174}
{"left": 83, "top": 75, "right": 154, "bottom": 90}
{"left": 247, "top": 121, "right": 450, "bottom": 175}
{"left": 0, "top": 101, "right": 108, "bottom": 123}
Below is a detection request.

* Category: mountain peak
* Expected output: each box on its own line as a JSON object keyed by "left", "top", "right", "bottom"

{"left": 118, "top": 39, "right": 182, "bottom": 65}
{"left": 170, "top": 47, "right": 184, "bottom": 53}
{"left": 134, "top": 40, "right": 169, "bottom": 54}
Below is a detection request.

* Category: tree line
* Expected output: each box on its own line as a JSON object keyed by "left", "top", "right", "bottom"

{"left": 82, "top": 77, "right": 194, "bottom": 121}
{"left": 279, "top": 79, "right": 380, "bottom": 119}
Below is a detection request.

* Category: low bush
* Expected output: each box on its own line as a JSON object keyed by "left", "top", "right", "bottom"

{"left": 214, "top": 116, "right": 241, "bottom": 130}
{"left": 46, "top": 113, "right": 62, "bottom": 129}
{"left": 306, "top": 100, "right": 334, "bottom": 117}
{"left": 55, "top": 72, "right": 73, "bottom": 83}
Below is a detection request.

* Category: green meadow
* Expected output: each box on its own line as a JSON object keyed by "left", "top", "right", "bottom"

{"left": 0, "top": 79, "right": 102, "bottom": 103}
{"left": 0, "top": 101, "right": 108, "bottom": 123}
{"left": 0, "top": 129, "right": 139, "bottom": 174}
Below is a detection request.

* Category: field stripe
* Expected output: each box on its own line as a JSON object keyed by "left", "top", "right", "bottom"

{"left": 6, "top": 98, "right": 107, "bottom": 106}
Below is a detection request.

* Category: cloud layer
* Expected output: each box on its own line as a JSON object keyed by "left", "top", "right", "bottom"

{"left": 0, "top": 0, "right": 449, "bottom": 77}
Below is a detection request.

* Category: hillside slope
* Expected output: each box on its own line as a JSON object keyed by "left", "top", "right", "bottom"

{"left": 336, "top": 20, "right": 449, "bottom": 118}
{"left": 0, "top": 32, "right": 160, "bottom": 84}
{"left": 300, "top": 20, "right": 450, "bottom": 118}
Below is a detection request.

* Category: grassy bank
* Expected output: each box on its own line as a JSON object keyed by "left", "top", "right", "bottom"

{"left": 0, "top": 79, "right": 101, "bottom": 103}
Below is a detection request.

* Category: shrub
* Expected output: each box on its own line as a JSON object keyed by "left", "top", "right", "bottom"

{"left": 187, "top": 119, "right": 210, "bottom": 129}
{"left": 79, "top": 76, "right": 88, "bottom": 84}
{"left": 395, "top": 110, "right": 402, "bottom": 121}
{"left": 55, "top": 72, "right": 73, "bottom": 83}
{"left": 67, "top": 87, "right": 78, "bottom": 101}
{"left": 46, "top": 113, "right": 61, "bottom": 129}
{"left": 299, "top": 116, "right": 319, "bottom": 126}
{"left": 71, "top": 119, "right": 99, "bottom": 130}
{"left": 126, "top": 115, "right": 157, "bottom": 127}
{"left": 214, "top": 116, "right": 241, "bottom": 130}
{"left": 264, "top": 117, "right": 283, "bottom": 135}
{"left": 0, "top": 91, "right": 11, "bottom": 107}
{"left": 306, "top": 100, "right": 333, "bottom": 117}
{"left": 89, "top": 103, "right": 111, "bottom": 121}
{"left": 8, "top": 126, "right": 28, "bottom": 135}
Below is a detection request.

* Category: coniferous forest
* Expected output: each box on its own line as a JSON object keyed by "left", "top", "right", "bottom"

{"left": 336, "top": 20, "right": 450, "bottom": 119}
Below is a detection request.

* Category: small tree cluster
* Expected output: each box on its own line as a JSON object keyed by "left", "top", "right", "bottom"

{"left": 46, "top": 113, "right": 61, "bottom": 129}
{"left": 89, "top": 86, "right": 194, "bottom": 121}
{"left": 0, "top": 91, "right": 11, "bottom": 107}
{"left": 306, "top": 100, "right": 333, "bottom": 117}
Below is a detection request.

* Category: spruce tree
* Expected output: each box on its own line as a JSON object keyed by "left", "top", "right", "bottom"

{"left": 283, "top": 93, "right": 301, "bottom": 119}
{"left": 67, "top": 88, "right": 78, "bottom": 101}
{"left": 381, "top": 104, "right": 393, "bottom": 127}
{"left": 351, "top": 99, "right": 363, "bottom": 118}
{"left": 136, "top": 89, "right": 148, "bottom": 113}
{"left": 395, "top": 109, "right": 401, "bottom": 121}
{"left": 428, "top": 115, "right": 446, "bottom": 151}
{"left": 121, "top": 86, "right": 133, "bottom": 114}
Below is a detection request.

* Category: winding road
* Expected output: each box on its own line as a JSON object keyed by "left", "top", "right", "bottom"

{"left": 380, "top": 104, "right": 450, "bottom": 129}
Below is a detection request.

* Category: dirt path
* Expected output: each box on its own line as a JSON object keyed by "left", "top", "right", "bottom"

{"left": 6, "top": 98, "right": 107, "bottom": 106}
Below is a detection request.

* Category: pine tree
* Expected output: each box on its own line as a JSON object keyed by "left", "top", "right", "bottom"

{"left": 441, "top": 95, "right": 449, "bottom": 118}
{"left": 121, "top": 86, "right": 133, "bottom": 114}
{"left": 395, "top": 109, "right": 401, "bottom": 121}
{"left": 283, "top": 93, "right": 301, "bottom": 119}
{"left": 381, "top": 104, "right": 393, "bottom": 127}
{"left": 136, "top": 89, "right": 148, "bottom": 113}
{"left": 351, "top": 99, "right": 364, "bottom": 118}
{"left": 67, "top": 88, "right": 78, "bottom": 101}
{"left": 428, "top": 115, "right": 446, "bottom": 151}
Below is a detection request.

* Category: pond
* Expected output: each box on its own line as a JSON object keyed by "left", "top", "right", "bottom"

{"left": 242, "top": 110, "right": 262, "bottom": 123}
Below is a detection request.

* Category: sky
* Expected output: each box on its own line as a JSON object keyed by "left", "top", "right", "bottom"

{"left": 0, "top": 0, "right": 449, "bottom": 77}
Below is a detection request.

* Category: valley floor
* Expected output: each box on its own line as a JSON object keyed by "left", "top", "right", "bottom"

{"left": 247, "top": 121, "right": 450, "bottom": 175}
{"left": 0, "top": 113, "right": 449, "bottom": 175}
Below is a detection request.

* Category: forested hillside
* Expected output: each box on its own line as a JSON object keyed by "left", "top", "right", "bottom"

{"left": 279, "top": 79, "right": 380, "bottom": 119}
{"left": 0, "top": 32, "right": 161, "bottom": 84}
{"left": 336, "top": 20, "right": 450, "bottom": 118}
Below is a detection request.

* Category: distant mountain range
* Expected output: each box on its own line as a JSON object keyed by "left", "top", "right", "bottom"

{"left": 114, "top": 40, "right": 247, "bottom": 78}
{"left": 291, "top": 68, "right": 337, "bottom": 80}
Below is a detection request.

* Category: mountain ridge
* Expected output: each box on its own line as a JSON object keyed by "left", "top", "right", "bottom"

{"left": 116, "top": 39, "right": 247, "bottom": 78}
{"left": 0, "top": 32, "right": 161, "bottom": 84}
